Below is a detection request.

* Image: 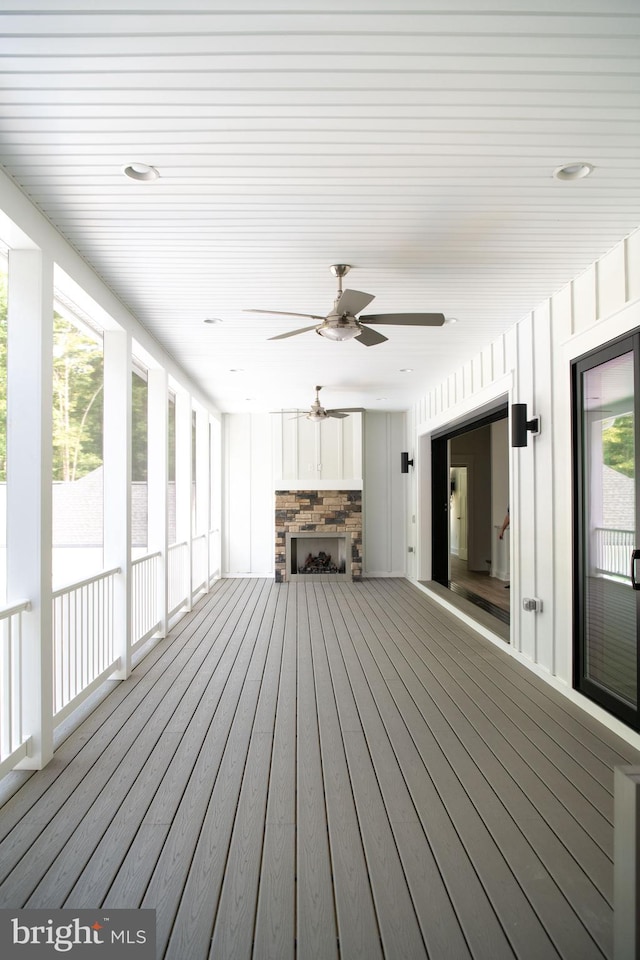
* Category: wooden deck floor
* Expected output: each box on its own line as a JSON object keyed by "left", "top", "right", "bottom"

{"left": 1, "top": 577, "right": 639, "bottom": 960}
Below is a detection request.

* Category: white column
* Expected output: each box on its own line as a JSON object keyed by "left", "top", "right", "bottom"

{"left": 209, "top": 417, "right": 222, "bottom": 580}
{"left": 195, "top": 405, "right": 210, "bottom": 589}
{"left": 614, "top": 765, "right": 640, "bottom": 960}
{"left": 148, "top": 367, "right": 168, "bottom": 636}
{"left": 103, "top": 329, "right": 131, "bottom": 679}
{"left": 175, "top": 389, "right": 192, "bottom": 610}
{"left": 7, "top": 248, "right": 54, "bottom": 769}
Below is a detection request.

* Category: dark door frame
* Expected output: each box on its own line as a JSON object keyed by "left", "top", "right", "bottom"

{"left": 572, "top": 330, "right": 640, "bottom": 730}
{"left": 431, "top": 401, "right": 508, "bottom": 588}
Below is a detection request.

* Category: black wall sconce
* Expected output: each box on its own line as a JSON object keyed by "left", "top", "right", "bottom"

{"left": 401, "top": 452, "right": 414, "bottom": 473}
{"left": 511, "top": 403, "right": 541, "bottom": 447}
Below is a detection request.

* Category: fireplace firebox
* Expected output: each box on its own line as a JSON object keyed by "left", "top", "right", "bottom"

{"left": 286, "top": 531, "right": 351, "bottom": 581}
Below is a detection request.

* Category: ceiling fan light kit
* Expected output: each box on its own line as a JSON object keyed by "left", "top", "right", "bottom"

{"left": 246, "top": 265, "right": 445, "bottom": 346}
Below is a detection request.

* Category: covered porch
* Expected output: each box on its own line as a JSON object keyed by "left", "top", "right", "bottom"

{"left": 0, "top": 577, "right": 637, "bottom": 959}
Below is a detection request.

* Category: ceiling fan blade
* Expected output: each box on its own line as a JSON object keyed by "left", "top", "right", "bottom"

{"left": 355, "top": 325, "right": 389, "bottom": 347}
{"left": 359, "top": 312, "right": 445, "bottom": 326}
{"left": 268, "top": 324, "right": 319, "bottom": 341}
{"left": 335, "top": 288, "right": 375, "bottom": 316}
{"left": 327, "top": 407, "right": 363, "bottom": 414}
{"left": 245, "top": 308, "right": 326, "bottom": 321}
{"left": 327, "top": 411, "right": 349, "bottom": 419}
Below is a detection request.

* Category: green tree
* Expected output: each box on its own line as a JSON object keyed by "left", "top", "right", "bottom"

{"left": 132, "top": 370, "right": 148, "bottom": 482}
{"left": 52, "top": 314, "right": 103, "bottom": 481}
{"left": 602, "top": 413, "right": 635, "bottom": 479}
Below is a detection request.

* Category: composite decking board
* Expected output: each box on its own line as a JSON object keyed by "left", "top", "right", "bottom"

{"left": 63, "top": 579, "right": 277, "bottom": 912}
{"left": 0, "top": 576, "right": 244, "bottom": 841}
{"left": 1, "top": 578, "right": 639, "bottom": 960}
{"left": 295, "top": 585, "right": 340, "bottom": 960}
{"left": 0, "top": 577, "right": 259, "bottom": 903}
{"left": 325, "top": 592, "right": 510, "bottom": 960}
{"left": 207, "top": 587, "right": 289, "bottom": 960}
{"left": 138, "top": 579, "right": 277, "bottom": 957}
{"left": 99, "top": 578, "right": 272, "bottom": 914}
{"left": 27, "top": 579, "right": 264, "bottom": 909}
{"left": 368, "top": 583, "right": 614, "bottom": 848}
{"left": 252, "top": 583, "right": 297, "bottom": 960}
{"left": 351, "top": 581, "right": 612, "bottom": 957}
{"left": 305, "top": 585, "right": 384, "bottom": 960}
{"left": 318, "top": 583, "right": 475, "bottom": 960}
{"left": 330, "top": 582, "right": 567, "bottom": 960}
{"left": 18, "top": 578, "right": 262, "bottom": 909}
{"left": 368, "top": 582, "right": 615, "bottom": 899}
{"left": 399, "top": 585, "right": 618, "bottom": 806}
{"left": 401, "top": 580, "right": 639, "bottom": 770}
{"left": 311, "top": 583, "right": 432, "bottom": 960}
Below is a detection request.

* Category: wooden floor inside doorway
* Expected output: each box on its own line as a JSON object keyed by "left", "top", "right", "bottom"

{"left": 0, "top": 577, "right": 639, "bottom": 959}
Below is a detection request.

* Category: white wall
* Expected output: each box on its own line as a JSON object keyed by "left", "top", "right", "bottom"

{"left": 222, "top": 410, "right": 405, "bottom": 578}
{"left": 222, "top": 413, "right": 275, "bottom": 577}
{"left": 363, "top": 412, "right": 407, "bottom": 577}
{"left": 408, "top": 224, "right": 640, "bottom": 745}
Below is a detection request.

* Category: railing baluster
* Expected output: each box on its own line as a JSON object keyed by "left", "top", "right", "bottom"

{"left": 0, "top": 600, "right": 30, "bottom": 772}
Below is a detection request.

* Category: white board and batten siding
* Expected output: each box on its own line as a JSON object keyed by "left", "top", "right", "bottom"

{"left": 363, "top": 412, "right": 407, "bottom": 578}
{"left": 222, "top": 410, "right": 408, "bottom": 579}
{"left": 409, "top": 224, "right": 640, "bottom": 747}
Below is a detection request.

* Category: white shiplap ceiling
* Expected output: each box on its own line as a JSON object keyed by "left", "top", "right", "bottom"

{"left": 1, "top": 0, "right": 640, "bottom": 413}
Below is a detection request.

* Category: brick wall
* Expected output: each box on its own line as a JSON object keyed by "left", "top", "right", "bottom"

{"left": 275, "top": 490, "right": 362, "bottom": 582}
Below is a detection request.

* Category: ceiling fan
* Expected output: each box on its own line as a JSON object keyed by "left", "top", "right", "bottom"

{"left": 246, "top": 264, "right": 445, "bottom": 346}
{"left": 277, "top": 385, "right": 362, "bottom": 422}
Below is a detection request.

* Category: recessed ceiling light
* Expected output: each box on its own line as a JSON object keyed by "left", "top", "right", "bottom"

{"left": 204, "top": 317, "right": 223, "bottom": 324}
{"left": 376, "top": 397, "right": 389, "bottom": 401}
{"left": 553, "top": 162, "right": 594, "bottom": 181}
{"left": 400, "top": 368, "right": 413, "bottom": 373}
{"left": 123, "top": 162, "right": 159, "bottom": 182}
{"left": 229, "top": 368, "right": 244, "bottom": 373}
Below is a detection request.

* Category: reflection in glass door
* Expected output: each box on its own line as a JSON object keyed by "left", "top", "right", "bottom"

{"left": 574, "top": 337, "right": 639, "bottom": 727}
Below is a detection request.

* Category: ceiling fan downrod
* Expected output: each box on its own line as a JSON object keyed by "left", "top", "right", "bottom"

{"left": 329, "top": 264, "right": 351, "bottom": 304}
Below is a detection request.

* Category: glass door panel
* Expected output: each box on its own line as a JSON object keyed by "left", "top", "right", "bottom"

{"left": 575, "top": 340, "right": 639, "bottom": 725}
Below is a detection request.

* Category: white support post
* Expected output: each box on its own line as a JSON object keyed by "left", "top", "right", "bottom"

{"left": 7, "top": 248, "right": 54, "bottom": 769}
{"left": 195, "top": 404, "right": 209, "bottom": 590}
{"left": 103, "top": 329, "right": 131, "bottom": 680}
{"left": 148, "top": 367, "right": 168, "bottom": 636}
{"left": 614, "top": 765, "right": 640, "bottom": 960}
{"left": 209, "top": 417, "right": 222, "bottom": 581}
{"left": 175, "top": 389, "right": 192, "bottom": 610}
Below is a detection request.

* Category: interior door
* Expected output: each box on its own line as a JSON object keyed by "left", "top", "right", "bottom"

{"left": 457, "top": 466, "right": 468, "bottom": 561}
{"left": 574, "top": 335, "right": 640, "bottom": 728}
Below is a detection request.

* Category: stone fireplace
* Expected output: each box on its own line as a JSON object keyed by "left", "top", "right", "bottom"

{"left": 275, "top": 490, "right": 362, "bottom": 582}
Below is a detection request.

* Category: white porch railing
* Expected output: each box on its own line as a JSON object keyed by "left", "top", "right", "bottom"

{"left": 2, "top": 530, "right": 218, "bottom": 778}
{"left": 131, "top": 551, "right": 162, "bottom": 651}
{"left": 594, "top": 527, "right": 635, "bottom": 579}
{"left": 0, "top": 600, "right": 30, "bottom": 777}
{"left": 52, "top": 567, "right": 120, "bottom": 720}
{"left": 168, "top": 540, "right": 189, "bottom": 618}
{"left": 192, "top": 532, "right": 208, "bottom": 598}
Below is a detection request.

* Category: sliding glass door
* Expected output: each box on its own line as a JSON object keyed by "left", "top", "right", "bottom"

{"left": 573, "top": 335, "right": 640, "bottom": 728}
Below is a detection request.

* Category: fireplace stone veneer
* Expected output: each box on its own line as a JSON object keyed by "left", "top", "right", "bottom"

{"left": 275, "top": 490, "right": 362, "bottom": 583}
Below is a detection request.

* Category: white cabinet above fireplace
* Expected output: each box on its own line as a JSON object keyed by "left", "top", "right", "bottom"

{"left": 271, "top": 410, "right": 363, "bottom": 490}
